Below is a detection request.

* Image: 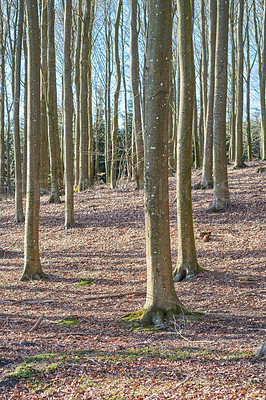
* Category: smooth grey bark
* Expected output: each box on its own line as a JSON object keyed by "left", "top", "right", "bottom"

{"left": 261, "top": 0, "right": 266, "bottom": 160}
{"left": 63, "top": 0, "right": 74, "bottom": 229}
{"left": 234, "top": 0, "right": 245, "bottom": 168}
{"left": 78, "top": 0, "right": 91, "bottom": 191}
{"left": 246, "top": 3, "right": 252, "bottom": 162}
{"left": 22, "top": 35, "right": 27, "bottom": 197}
{"left": 201, "top": 0, "right": 217, "bottom": 189}
{"left": 0, "top": 6, "right": 5, "bottom": 195}
{"left": 130, "top": 0, "right": 144, "bottom": 189}
{"left": 21, "top": 0, "right": 47, "bottom": 281}
{"left": 13, "top": 0, "right": 24, "bottom": 222}
{"left": 252, "top": 0, "right": 266, "bottom": 160}
{"left": 104, "top": 1, "right": 112, "bottom": 184}
{"left": 200, "top": 0, "right": 208, "bottom": 126}
{"left": 210, "top": 0, "right": 230, "bottom": 212}
{"left": 88, "top": 1, "right": 95, "bottom": 187}
{"left": 173, "top": 0, "right": 201, "bottom": 282}
{"left": 74, "top": 0, "right": 82, "bottom": 188}
{"left": 125, "top": 0, "right": 186, "bottom": 327}
{"left": 110, "top": 0, "right": 122, "bottom": 189}
{"left": 47, "top": 0, "right": 62, "bottom": 203}
{"left": 121, "top": 15, "right": 130, "bottom": 181}
{"left": 229, "top": 0, "right": 236, "bottom": 163}
{"left": 40, "top": 0, "right": 49, "bottom": 195}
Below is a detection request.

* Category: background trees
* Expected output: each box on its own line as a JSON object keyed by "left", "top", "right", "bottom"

{"left": 0, "top": 0, "right": 265, "bottom": 283}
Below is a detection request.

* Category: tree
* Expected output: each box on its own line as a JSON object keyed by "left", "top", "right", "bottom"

{"left": 200, "top": 0, "right": 217, "bottom": 189}
{"left": 74, "top": 0, "right": 82, "bottom": 187}
{"left": 13, "top": 0, "right": 24, "bottom": 222}
{"left": 234, "top": 0, "right": 245, "bottom": 168}
{"left": 40, "top": 0, "right": 49, "bottom": 195}
{"left": 0, "top": 5, "right": 6, "bottom": 195}
{"left": 210, "top": 0, "right": 230, "bottom": 212}
{"left": 229, "top": 0, "right": 236, "bottom": 163}
{"left": 130, "top": 0, "right": 144, "bottom": 189}
{"left": 21, "top": 0, "right": 47, "bottom": 281}
{"left": 63, "top": 0, "right": 74, "bottom": 229}
{"left": 78, "top": 0, "right": 91, "bottom": 191}
{"left": 253, "top": 0, "right": 266, "bottom": 160}
{"left": 124, "top": 0, "right": 186, "bottom": 327}
{"left": 110, "top": 0, "right": 122, "bottom": 189}
{"left": 47, "top": 0, "right": 62, "bottom": 203}
{"left": 173, "top": 0, "right": 201, "bottom": 282}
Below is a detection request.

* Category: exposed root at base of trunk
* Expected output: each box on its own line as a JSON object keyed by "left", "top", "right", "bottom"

{"left": 173, "top": 264, "right": 204, "bottom": 283}
{"left": 20, "top": 272, "right": 49, "bottom": 282}
{"left": 47, "top": 195, "right": 62, "bottom": 204}
{"left": 121, "top": 303, "right": 197, "bottom": 329}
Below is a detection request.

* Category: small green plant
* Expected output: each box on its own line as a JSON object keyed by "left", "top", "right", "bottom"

{"left": 54, "top": 315, "right": 79, "bottom": 326}
{"left": 78, "top": 277, "right": 94, "bottom": 286}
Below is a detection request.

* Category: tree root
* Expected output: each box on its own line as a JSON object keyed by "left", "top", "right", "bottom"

{"left": 121, "top": 303, "right": 194, "bottom": 329}
{"left": 20, "top": 272, "right": 49, "bottom": 282}
{"left": 173, "top": 263, "right": 204, "bottom": 282}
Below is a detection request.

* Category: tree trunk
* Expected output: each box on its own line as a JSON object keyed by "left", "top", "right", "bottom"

{"left": 173, "top": 0, "right": 201, "bottom": 282}
{"left": 21, "top": 0, "right": 47, "bottom": 281}
{"left": 0, "top": 7, "right": 5, "bottom": 195}
{"left": 261, "top": 0, "right": 266, "bottom": 160}
{"left": 246, "top": 3, "right": 252, "bottom": 162}
{"left": 104, "top": 2, "right": 112, "bottom": 184}
{"left": 201, "top": 0, "right": 217, "bottom": 189}
{"left": 47, "top": 0, "right": 61, "bottom": 203}
{"left": 63, "top": 0, "right": 74, "bottom": 229}
{"left": 40, "top": 0, "right": 49, "bottom": 195}
{"left": 252, "top": 0, "right": 266, "bottom": 160}
{"left": 234, "top": 0, "right": 244, "bottom": 168}
{"left": 110, "top": 0, "right": 122, "bottom": 190}
{"left": 130, "top": 0, "right": 144, "bottom": 189}
{"left": 125, "top": 0, "right": 187, "bottom": 328}
{"left": 22, "top": 35, "right": 28, "bottom": 197}
{"left": 200, "top": 0, "right": 208, "bottom": 127}
{"left": 210, "top": 0, "right": 230, "bottom": 212}
{"left": 74, "top": 0, "right": 82, "bottom": 187}
{"left": 13, "top": 0, "right": 24, "bottom": 222}
{"left": 88, "top": 1, "right": 95, "bottom": 187}
{"left": 78, "top": 0, "right": 91, "bottom": 191}
{"left": 229, "top": 0, "right": 236, "bottom": 163}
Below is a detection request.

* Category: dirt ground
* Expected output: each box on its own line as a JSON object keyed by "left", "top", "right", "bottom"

{"left": 0, "top": 161, "right": 265, "bottom": 399}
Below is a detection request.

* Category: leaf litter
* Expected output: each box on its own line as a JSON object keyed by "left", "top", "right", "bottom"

{"left": 0, "top": 160, "right": 265, "bottom": 399}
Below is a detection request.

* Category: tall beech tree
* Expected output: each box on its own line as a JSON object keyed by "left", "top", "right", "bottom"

{"left": 110, "top": 0, "right": 122, "bottom": 189}
{"left": 229, "top": 0, "right": 236, "bottom": 163}
{"left": 0, "top": 5, "right": 5, "bottom": 195}
{"left": 78, "top": 0, "right": 91, "bottom": 191}
{"left": 47, "top": 0, "right": 62, "bottom": 203}
{"left": 40, "top": 0, "right": 49, "bottom": 195}
{"left": 200, "top": 0, "right": 217, "bottom": 189}
{"left": 234, "top": 0, "right": 244, "bottom": 168}
{"left": 124, "top": 0, "right": 187, "bottom": 327}
{"left": 173, "top": 0, "right": 201, "bottom": 282}
{"left": 130, "top": 0, "right": 144, "bottom": 189}
{"left": 21, "top": 0, "right": 47, "bottom": 281}
{"left": 63, "top": 0, "right": 74, "bottom": 229}
{"left": 210, "top": 0, "right": 230, "bottom": 212}
{"left": 13, "top": 0, "right": 24, "bottom": 222}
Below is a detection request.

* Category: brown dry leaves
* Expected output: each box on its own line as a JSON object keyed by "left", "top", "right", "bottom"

{"left": 0, "top": 161, "right": 265, "bottom": 399}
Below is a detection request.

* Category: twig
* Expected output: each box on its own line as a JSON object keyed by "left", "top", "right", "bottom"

{"left": 28, "top": 313, "right": 44, "bottom": 332}
{"left": 84, "top": 291, "right": 146, "bottom": 301}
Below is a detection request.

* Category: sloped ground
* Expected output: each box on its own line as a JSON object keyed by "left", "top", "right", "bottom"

{"left": 0, "top": 161, "right": 265, "bottom": 399}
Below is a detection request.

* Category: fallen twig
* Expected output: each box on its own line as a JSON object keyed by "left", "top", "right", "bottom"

{"left": 84, "top": 291, "right": 146, "bottom": 301}
{"left": 28, "top": 313, "right": 44, "bottom": 332}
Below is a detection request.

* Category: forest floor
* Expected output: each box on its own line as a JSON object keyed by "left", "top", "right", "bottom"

{"left": 0, "top": 160, "right": 265, "bottom": 399}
